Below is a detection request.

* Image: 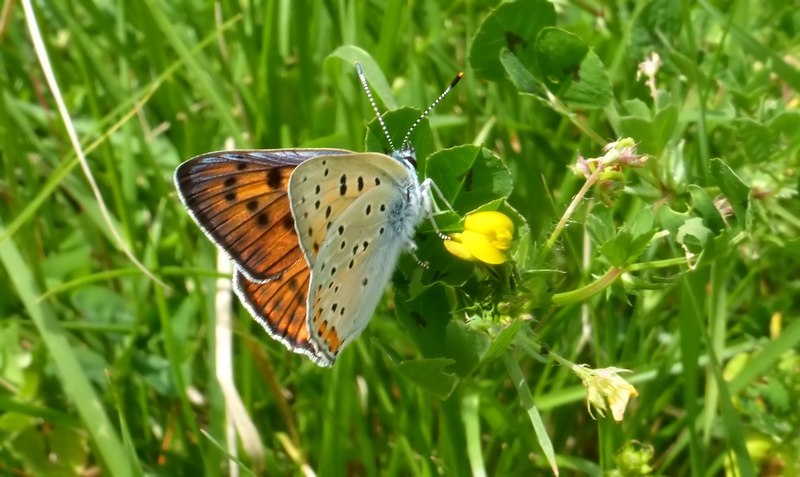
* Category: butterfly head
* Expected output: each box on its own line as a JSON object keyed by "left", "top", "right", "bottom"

{"left": 390, "top": 141, "right": 417, "bottom": 170}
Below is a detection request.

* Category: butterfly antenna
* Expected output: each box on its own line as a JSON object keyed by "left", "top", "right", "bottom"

{"left": 400, "top": 70, "right": 464, "bottom": 149}
{"left": 355, "top": 62, "right": 396, "bottom": 151}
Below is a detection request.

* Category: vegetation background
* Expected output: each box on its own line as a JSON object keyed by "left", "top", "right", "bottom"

{"left": 1, "top": 0, "right": 798, "bottom": 475}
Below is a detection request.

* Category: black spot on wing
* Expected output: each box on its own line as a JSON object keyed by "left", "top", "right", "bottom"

{"left": 267, "top": 168, "right": 282, "bottom": 189}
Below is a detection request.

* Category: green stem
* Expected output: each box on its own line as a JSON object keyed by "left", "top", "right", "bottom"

{"left": 543, "top": 348, "right": 572, "bottom": 368}
{"left": 537, "top": 163, "right": 605, "bottom": 263}
{"left": 627, "top": 257, "right": 687, "bottom": 272}
{"left": 551, "top": 266, "right": 622, "bottom": 306}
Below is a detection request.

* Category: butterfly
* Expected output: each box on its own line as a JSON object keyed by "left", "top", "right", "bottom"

{"left": 174, "top": 64, "right": 462, "bottom": 367}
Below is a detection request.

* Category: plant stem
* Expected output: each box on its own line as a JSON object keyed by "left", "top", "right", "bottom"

{"left": 538, "top": 162, "right": 605, "bottom": 263}
{"left": 551, "top": 266, "right": 622, "bottom": 306}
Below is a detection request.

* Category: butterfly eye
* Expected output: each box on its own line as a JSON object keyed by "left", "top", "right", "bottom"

{"left": 390, "top": 143, "right": 417, "bottom": 169}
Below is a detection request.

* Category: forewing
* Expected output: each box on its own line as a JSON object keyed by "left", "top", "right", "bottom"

{"left": 289, "top": 152, "right": 409, "bottom": 266}
{"left": 174, "top": 149, "right": 350, "bottom": 281}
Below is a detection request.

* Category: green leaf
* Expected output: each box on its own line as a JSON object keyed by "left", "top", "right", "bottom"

{"left": 501, "top": 201, "right": 533, "bottom": 269}
{"left": 585, "top": 206, "right": 616, "bottom": 247}
{"left": 599, "top": 235, "right": 631, "bottom": 267}
{"left": 535, "top": 28, "right": 588, "bottom": 88}
{"left": 393, "top": 281, "right": 492, "bottom": 378}
{"left": 652, "top": 104, "right": 679, "bottom": 154}
{"left": 628, "top": 207, "right": 656, "bottom": 239}
{"left": 618, "top": 116, "right": 654, "bottom": 152}
{"left": 710, "top": 158, "right": 750, "bottom": 227}
{"left": 688, "top": 185, "right": 725, "bottom": 234}
{"left": 618, "top": 102, "right": 677, "bottom": 155}
{"left": 326, "top": 45, "right": 397, "bottom": 109}
{"left": 598, "top": 208, "right": 657, "bottom": 267}
{"left": 10, "top": 425, "right": 89, "bottom": 476}
{"left": 769, "top": 110, "right": 800, "bottom": 136}
{"left": 396, "top": 358, "right": 458, "bottom": 400}
{"left": 393, "top": 283, "right": 451, "bottom": 358}
{"left": 468, "top": 0, "right": 556, "bottom": 82}
{"left": 735, "top": 118, "right": 777, "bottom": 163}
{"left": 676, "top": 217, "right": 712, "bottom": 254}
{"left": 426, "top": 145, "right": 513, "bottom": 213}
{"left": 134, "top": 352, "right": 187, "bottom": 397}
{"left": 500, "top": 48, "right": 540, "bottom": 95}
{"left": 534, "top": 28, "right": 612, "bottom": 109}
{"left": 0, "top": 323, "right": 27, "bottom": 389}
{"left": 444, "top": 320, "right": 488, "bottom": 377}
{"left": 71, "top": 286, "right": 133, "bottom": 325}
{"left": 629, "top": 0, "right": 682, "bottom": 60}
{"left": 480, "top": 319, "right": 526, "bottom": 364}
{"left": 621, "top": 99, "right": 651, "bottom": 119}
{"left": 657, "top": 203, "right": 692, "bottom": 237}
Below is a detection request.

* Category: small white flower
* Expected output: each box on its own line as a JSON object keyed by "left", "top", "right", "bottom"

{"left": 637, "top": 52, "right": 662, "bottom": 98}
{"left": 637, "top": 52, "right": 662, "bottom": 81}
{"left": 572, "top": 365, "right": 639, "bottom": 422}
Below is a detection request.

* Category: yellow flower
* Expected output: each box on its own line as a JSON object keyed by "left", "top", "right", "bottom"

{"left": 573, "top": 365, "right": 639, "bottom": 422}
{"left": 444, "top": 211, "right": 514, "bottom": 265}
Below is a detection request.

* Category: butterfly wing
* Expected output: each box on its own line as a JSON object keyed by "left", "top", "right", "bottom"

{"left": 174, "top": 149, "right": 351, "bottom": 282}
{"left": 289, "top": 153, "right": 411, "bottom": 266}
{"left": 175, "top": 149, "right": 353, "bottom": 365}
{"left": 233, "top": 260, "right": 330, "bottom": 366}
{"left": 288, "top": 153, "right": 426, "bottom": 363}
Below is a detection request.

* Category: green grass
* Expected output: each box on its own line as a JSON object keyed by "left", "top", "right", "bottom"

{"left": 2, "top": 0, "right": 799, "bottom": 475}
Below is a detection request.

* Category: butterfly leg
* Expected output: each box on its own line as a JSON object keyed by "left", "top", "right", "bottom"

{"left": 405, "top": 240, "right": 430, "bottom": 269}
{"left": 426, "top": 178, "right": 456, "bottom": 213}
{"left": 420, "top": 179, "right": 451, "bottom": 242}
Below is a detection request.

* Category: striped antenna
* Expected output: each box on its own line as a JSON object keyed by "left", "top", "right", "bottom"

{"left": 400, "top": 71, "right": 464, "bottom": 149}
{"left": 355, "top": 63, "right": 396, "bottom": 151}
